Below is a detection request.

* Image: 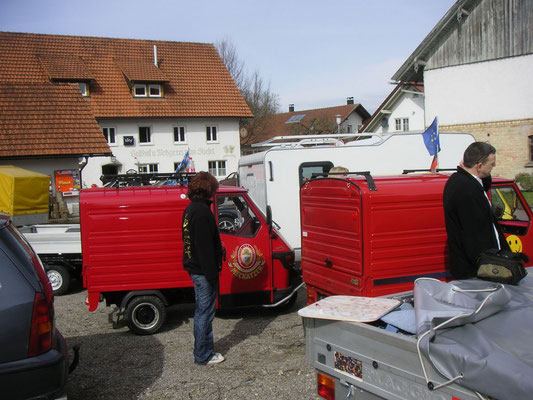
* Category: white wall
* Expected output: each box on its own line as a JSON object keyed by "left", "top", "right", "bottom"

{"left": 424, "top": 54, "right": 533, "bottom": 125}
{"left": 368, "top": 92, "right": 425, "bottom": 134}
{"left": 343, "top": 112, "right": 364, "bottom": 133}
{"left": 83, "top": 118, "right": 242, "bottom": 187}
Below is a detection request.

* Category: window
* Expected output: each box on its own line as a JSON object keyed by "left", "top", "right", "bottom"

{"left": 395, "top": 118, "right": 402, "bottom": 131}
{"left": 149, "top": 84, "right": 161, "bottom": 97}
{"left": 206, "top": 126, "right": 218, "bottom": 142}
{"left": 102, "top": 127, "right": 116, "bottom": 145}
{"left": 216, "top": 195, "right": 260, "bottom": 237}
{"left": 529, "top": 136, "right": 533, "bottom": 161}
{"left": 490, "top": 186, "right": 530, "bottom": 223}
{"left": 299, "top": 161, "right": 334, "bottom": 186}
{"left": 139, "top": 126, "right": 151, "bottom": 143}
{"left": 402, "top": 118, "right": 409, "bottom": 131}
{"left": 133, "top": 83, "right": 162, "bottom": 98}
{"left": 174, "top": 126, "right": 186, "bottom": 143}
{"left": 134, "top": 84, "right": 147, "bottom": 97}
{"left": 208, "top": 160, "right": 226, "bottom": 177}
{"left": 138, "top": 163, "right": 158, "bottom": 173}
{"left": 394, "top": 118, "right": 409, "bottom": 132}
{"left": 77, "top": 82, "right": 89, "bottom": 97}
{"left": 346, "top": 125, "right": 352, "bottom": 133}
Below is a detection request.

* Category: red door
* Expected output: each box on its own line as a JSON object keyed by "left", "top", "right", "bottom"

{"left": 215, "top": 193, "right": 273, "bottom": 307}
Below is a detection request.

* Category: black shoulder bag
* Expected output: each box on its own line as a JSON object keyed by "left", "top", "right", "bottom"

{"left": 476, "top": 248, "right": 528, "bottom": 285}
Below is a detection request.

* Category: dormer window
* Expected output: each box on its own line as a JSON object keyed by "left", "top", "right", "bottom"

{"left": 149, "top": 84, "right": 161, "bottom": 97}
{"left": 133, "top": 83, "right": 162, "bottom": 98}
{"left": 134, "top": 84, "right": 147, "bottom": 97}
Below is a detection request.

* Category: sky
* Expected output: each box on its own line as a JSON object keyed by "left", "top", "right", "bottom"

{"left": 0, "top": 0, "right": 456, "bottom": 114}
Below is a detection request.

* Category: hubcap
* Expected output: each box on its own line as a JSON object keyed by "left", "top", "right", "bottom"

{"left": 133, "top": 303, "right": 159, "bottom": 330}
{"left": 47, "top": 270, "right": 63, "bottom": 291}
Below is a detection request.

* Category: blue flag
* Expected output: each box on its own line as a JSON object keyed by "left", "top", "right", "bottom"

{"left": 175, "top": 149, "right": 190, "bottom": 173}
{"left": 422, "top": 117, "right": 440, "bottom": 156}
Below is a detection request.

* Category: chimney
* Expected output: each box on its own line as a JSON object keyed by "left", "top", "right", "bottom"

{"left": 153, "top": 45, "right": 158, "bottom": 67}
{"left": 347, "top": 97, "right": 354, "bottom": 105}
{"left": 289, "top": 104, "right": 295, "bottom": 112}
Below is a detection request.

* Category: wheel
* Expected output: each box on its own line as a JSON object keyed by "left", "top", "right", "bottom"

{"left": 125, "top": 296, "right": 167, "bottom": 335}
{"left": 218, "top": 217, "right": 236, "bottom": 232}
{"left": 46, "top": 265, "right": 70, "bottom": 296}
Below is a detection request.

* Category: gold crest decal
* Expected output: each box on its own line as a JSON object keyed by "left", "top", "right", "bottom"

{"left": 229, "top": 244, "right": 265, "bottom": 280}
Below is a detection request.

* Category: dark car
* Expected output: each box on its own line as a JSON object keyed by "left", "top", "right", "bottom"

{"left": 0, "top": 214, "right": 70, "bottom": 399}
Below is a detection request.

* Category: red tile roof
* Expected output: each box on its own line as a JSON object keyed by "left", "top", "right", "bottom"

{"left": 0, "top": 32, "right": 253, "bottom": 118}
{"left": 0, "top": 82, "right": 111, "bottom": 157}
{"left": 247, "top": 104, "right": 370, "bottom": 144}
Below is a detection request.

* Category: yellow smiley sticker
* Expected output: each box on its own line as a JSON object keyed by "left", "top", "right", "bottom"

{"left": 506, "top": 235, "right": 522, "bottom": 253}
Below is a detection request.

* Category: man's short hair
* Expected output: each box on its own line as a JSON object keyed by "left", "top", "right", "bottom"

{"left": 187, "top": 171, "right": 219, "bottom": 199}
{"left": 463, "top": 142, "right": 496, "bottom": 168}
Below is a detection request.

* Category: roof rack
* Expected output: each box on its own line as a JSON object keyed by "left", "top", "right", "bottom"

{"left": 310, "top": 170, "right": 377, "bottom": 191}
{"left": 251, "top": 133, "right": 385, "bottom": 148}
{"left": 100, "top": 172, "right": 196, "bottom": 188}
{"left": 402, "top": 168, "right": 456, "bottom": 174}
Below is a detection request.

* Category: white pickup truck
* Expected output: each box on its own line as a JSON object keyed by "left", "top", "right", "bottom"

{"left": 20, "top": 224, "right": 81, "bottom": 295}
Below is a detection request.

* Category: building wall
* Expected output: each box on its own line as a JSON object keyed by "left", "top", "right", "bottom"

{"left": 428, "top": 0, "right": 533, "bottom": 69}
{"left": 83, "top": 117, "right": 242, "bottom": 187}
{"left": 369, "top": 92, "right": 425, "bottom": 134}
{"left": 343, "top": 113, "right": 365, "bottom": 133}
{"left": 424, "top": 54, "right": 533, "bottom": 126}
{"left": 440, "top": 118, "right": 533, "bottom": 179}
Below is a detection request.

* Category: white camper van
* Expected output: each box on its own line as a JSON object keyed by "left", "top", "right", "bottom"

{"left": 238, "top": 132, "right": 475, "bottom": 262}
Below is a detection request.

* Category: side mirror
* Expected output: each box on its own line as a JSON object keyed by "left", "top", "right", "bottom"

{"left": 266, "top": 205, "right": 272, "bottom": 234}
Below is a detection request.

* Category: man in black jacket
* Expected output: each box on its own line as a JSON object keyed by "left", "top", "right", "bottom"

{"left": 443, "top": 142, "right": 510, "bottom": 279}
{"left": 182, "top": 172, "right": 224, "bottom": 365}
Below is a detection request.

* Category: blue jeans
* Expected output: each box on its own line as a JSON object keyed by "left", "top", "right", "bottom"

{"left": 189, "top": 274, "right": 217, "bottom": 364}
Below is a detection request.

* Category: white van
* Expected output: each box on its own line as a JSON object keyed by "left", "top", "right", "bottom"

{"left": 238, "top": 132, "right": 475, "bottom": 262}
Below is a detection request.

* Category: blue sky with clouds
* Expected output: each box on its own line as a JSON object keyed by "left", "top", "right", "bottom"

{"left": 0, "top": 0, "right": 455, "bottom": 113}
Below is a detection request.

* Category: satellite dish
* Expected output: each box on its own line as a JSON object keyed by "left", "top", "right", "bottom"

{"left": 239, "top": 127, "right": 249, "bottom": 138}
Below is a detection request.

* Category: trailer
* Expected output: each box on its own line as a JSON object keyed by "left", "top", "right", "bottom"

{"left": 299, "top": 274, "right": 533, "bottom": 400}
{"left": 238, "top": 132, "right": 475, "bottom": 263}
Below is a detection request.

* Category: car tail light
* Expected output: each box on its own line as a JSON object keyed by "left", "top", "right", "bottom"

{"left": 28, "top": 292, "right": 53, "bottom": 357}
{"left": 317, "top": 372, "right": 335, "bottom": 400}
{"left": 30, "top": 253, "right": 54, "bottom": 303}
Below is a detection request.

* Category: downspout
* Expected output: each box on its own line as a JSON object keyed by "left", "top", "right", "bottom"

{"left": 79, "top": 156, "right": 89, "bottom": 188}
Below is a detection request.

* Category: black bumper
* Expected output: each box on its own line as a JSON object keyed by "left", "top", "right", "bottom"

{"left": 0, "top": 329, "right": 69, "bottom": 400}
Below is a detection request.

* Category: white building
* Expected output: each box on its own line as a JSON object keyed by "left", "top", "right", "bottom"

{"left": 392, "top": 0, "right": 533, "bottom": 179}
{"left": 362, "top": 83, "right": 425, "bottom": 134}
{"left": 0, "top": 32, "right": 252, "bottom": 190}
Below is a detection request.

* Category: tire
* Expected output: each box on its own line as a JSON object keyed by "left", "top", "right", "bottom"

{"left": 125, "top": 296, "right": 167, "bottom": 335}
{"left": 218, "top": 217, "right": 236, "bottom": 232}
{"left": 46, "top": 265, "right": 70, "bottom": 296}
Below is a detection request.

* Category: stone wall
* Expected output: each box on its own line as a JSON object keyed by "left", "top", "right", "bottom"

{"left": 441, "top": 118, "right": 533, "bottom": 179}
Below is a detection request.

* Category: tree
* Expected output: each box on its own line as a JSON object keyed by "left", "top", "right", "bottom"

{"left": 215, "top": 38, "right": 280, "bottom": 145}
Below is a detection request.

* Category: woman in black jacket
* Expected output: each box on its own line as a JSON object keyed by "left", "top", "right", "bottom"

{"left": 182, "top": 172, "right": 224, "bottom": 365}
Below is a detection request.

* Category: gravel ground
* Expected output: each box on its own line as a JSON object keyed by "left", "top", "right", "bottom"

{"left": 55, "top": 282, "right": 318, "bottom": 399}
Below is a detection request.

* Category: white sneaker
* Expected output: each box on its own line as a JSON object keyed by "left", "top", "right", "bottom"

{"left": 206, "top": 352, "right": 225, "bottom": 365}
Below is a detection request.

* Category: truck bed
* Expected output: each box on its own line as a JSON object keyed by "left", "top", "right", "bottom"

{"left": 301, "top": 309, "right": 480, "bottom": 399}
{"left": 20, "top": 224, "right": 81, "bottom": 254}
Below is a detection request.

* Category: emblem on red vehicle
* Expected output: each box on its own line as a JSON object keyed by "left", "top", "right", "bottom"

{"left": 229, "top": 244, "right": 265, "bottom": 279}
